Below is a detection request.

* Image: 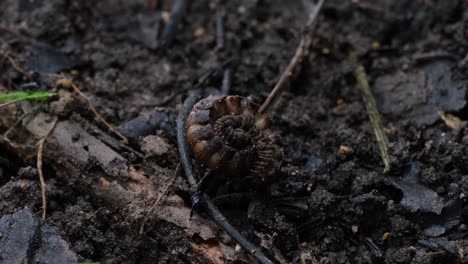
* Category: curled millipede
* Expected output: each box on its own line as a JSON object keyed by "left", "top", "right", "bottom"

{"left": 185, "top": 95, "right": 283, "bottom": 186}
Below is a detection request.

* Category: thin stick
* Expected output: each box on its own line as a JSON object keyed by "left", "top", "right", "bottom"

{"left": 216, "top": 0, "right": 232, "bottom": 96}
{"left": 0, "top": 98, "right": 25, "bottom": 109}
{"left": 139, "top": 164, "right": 180, "bottom": 234}
{"left": 0, "top": 52, "right": 31, "bottom": 80}
{"left": 36, "top": 116, "right": 58, "bottom": 220}
{"left": 177, "top": 90, "right": 202, "bottom": 188}
{"left": 1, "top": 100, "right": 47, "bottom": 143}
{"left": 354, "top": 64, "right": 391, "bottom": 172}
{"left": 6, "top": 56, "right": 30, "bottom": 77}
{"left": 160, "top": 0, "right": 188, "bottom": 47}
{"left": 215, "top": 0, "right": 224, "bottom": 50}
{"left": 177, "top": 91, "right": 274, "bottom": 264}
{"left": 259, "top": 0, "right": 324, "bottom": 114}
{"left": 71, "top": 83, "right": 129, "bottom": 144}
{"left": 0, "top": 112, "right": 30, "bottom": 143}
{"left": 221, "top": 68, "right": 231, "bottom": 95}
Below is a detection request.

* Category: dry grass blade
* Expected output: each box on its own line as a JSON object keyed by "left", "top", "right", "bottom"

{"left": 0, "top": 112, "right": 31, "bottom": 143}
{"left": 36, "top": 116, "right": 58, "bottom": 220}
{"left": 354, "top": 64, "right": 391, "bottom": 172}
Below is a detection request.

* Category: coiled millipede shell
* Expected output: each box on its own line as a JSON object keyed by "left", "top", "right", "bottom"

{"left": 186, "top": 95, "right": 283, "bottom": 186}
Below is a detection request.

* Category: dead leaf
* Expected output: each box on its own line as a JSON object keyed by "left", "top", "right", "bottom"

{"left": 374, "top": 60, "right": 466, "bottom": 126}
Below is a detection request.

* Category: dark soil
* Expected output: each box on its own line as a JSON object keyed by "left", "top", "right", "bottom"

{"left": 1, "top": 0, "right": 468, "bottom": 263}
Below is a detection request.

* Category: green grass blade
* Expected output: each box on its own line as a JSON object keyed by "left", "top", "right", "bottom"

{"left": 0, "top": 91, "right": 56, "bottom": 102}
{"left": 0, "top": 91, "right": 56, "bottom": 109}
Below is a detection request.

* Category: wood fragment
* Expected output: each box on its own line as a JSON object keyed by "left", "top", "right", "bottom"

{"left": 36, "top": 116, "right": 58, "bottom": 220}
{"left": 71, "top": 83, "right": 129, "bottom": 144}
{"left": 25, "top": 114, "right": 225, "bottom": 250}
{"left": 354, "top": 64, "right": 391, "bottom": 172}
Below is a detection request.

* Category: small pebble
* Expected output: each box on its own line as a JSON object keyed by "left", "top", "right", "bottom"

{"left": 235, "top": 244, "right": 242, "bottom": 252}
{"left": 56, "top": 78, "right": 72, "bottom": 88}
{"left": 338, "top": 145, "right": 354, "bottom": 156}
{"left": 407, "top": 246, "right": 417, "bottom": 252}
{"left": 381, "top": 232, "right": 391, "bottom": 240}
{"left": 141, "top": 135, "right": 170, "bottom": 157}
{"left": 291, "top": 170, "right": 299, "bottom": 176}
{"left": 19, "top": 183, "right": 28, "bottom": 191}
{"left": 193, "top": 27, "right": 205, "bottom": 38}
{"left": 371, "top": 41, "right": 380, "bottom": 50}
{"left": 162, "top": 11, "right": 171, "bottom": 23}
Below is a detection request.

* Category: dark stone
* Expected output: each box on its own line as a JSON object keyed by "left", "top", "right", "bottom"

{"left": 0, "top": 208, "right": 77, "bottom": 264}
{"left": 118, "top": 111, "right": 175, "bottom": 146}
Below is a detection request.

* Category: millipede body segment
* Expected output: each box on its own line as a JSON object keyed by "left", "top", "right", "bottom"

{"left": 185, "top": 95, "right": 283, "bottom": 186}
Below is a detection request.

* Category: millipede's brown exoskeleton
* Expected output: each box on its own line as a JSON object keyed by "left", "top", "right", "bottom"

{"left": 185, "top": 95, "right": 283, "bottom": 186}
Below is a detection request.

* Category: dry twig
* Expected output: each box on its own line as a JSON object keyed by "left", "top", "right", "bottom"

{"left": 36, "top": 116, "right": 58, "bottom": 220}
{"left": 1, "top": 53, "right": 32, "bottom": 79}
{"left": 71, "top": 83, "right": 129, "bottom": 144}
{"left": 6, "top": 56, "right": 29, "bottom": 77}
{"left": 259, "top": 0, "right": 324, "bottom": 114}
